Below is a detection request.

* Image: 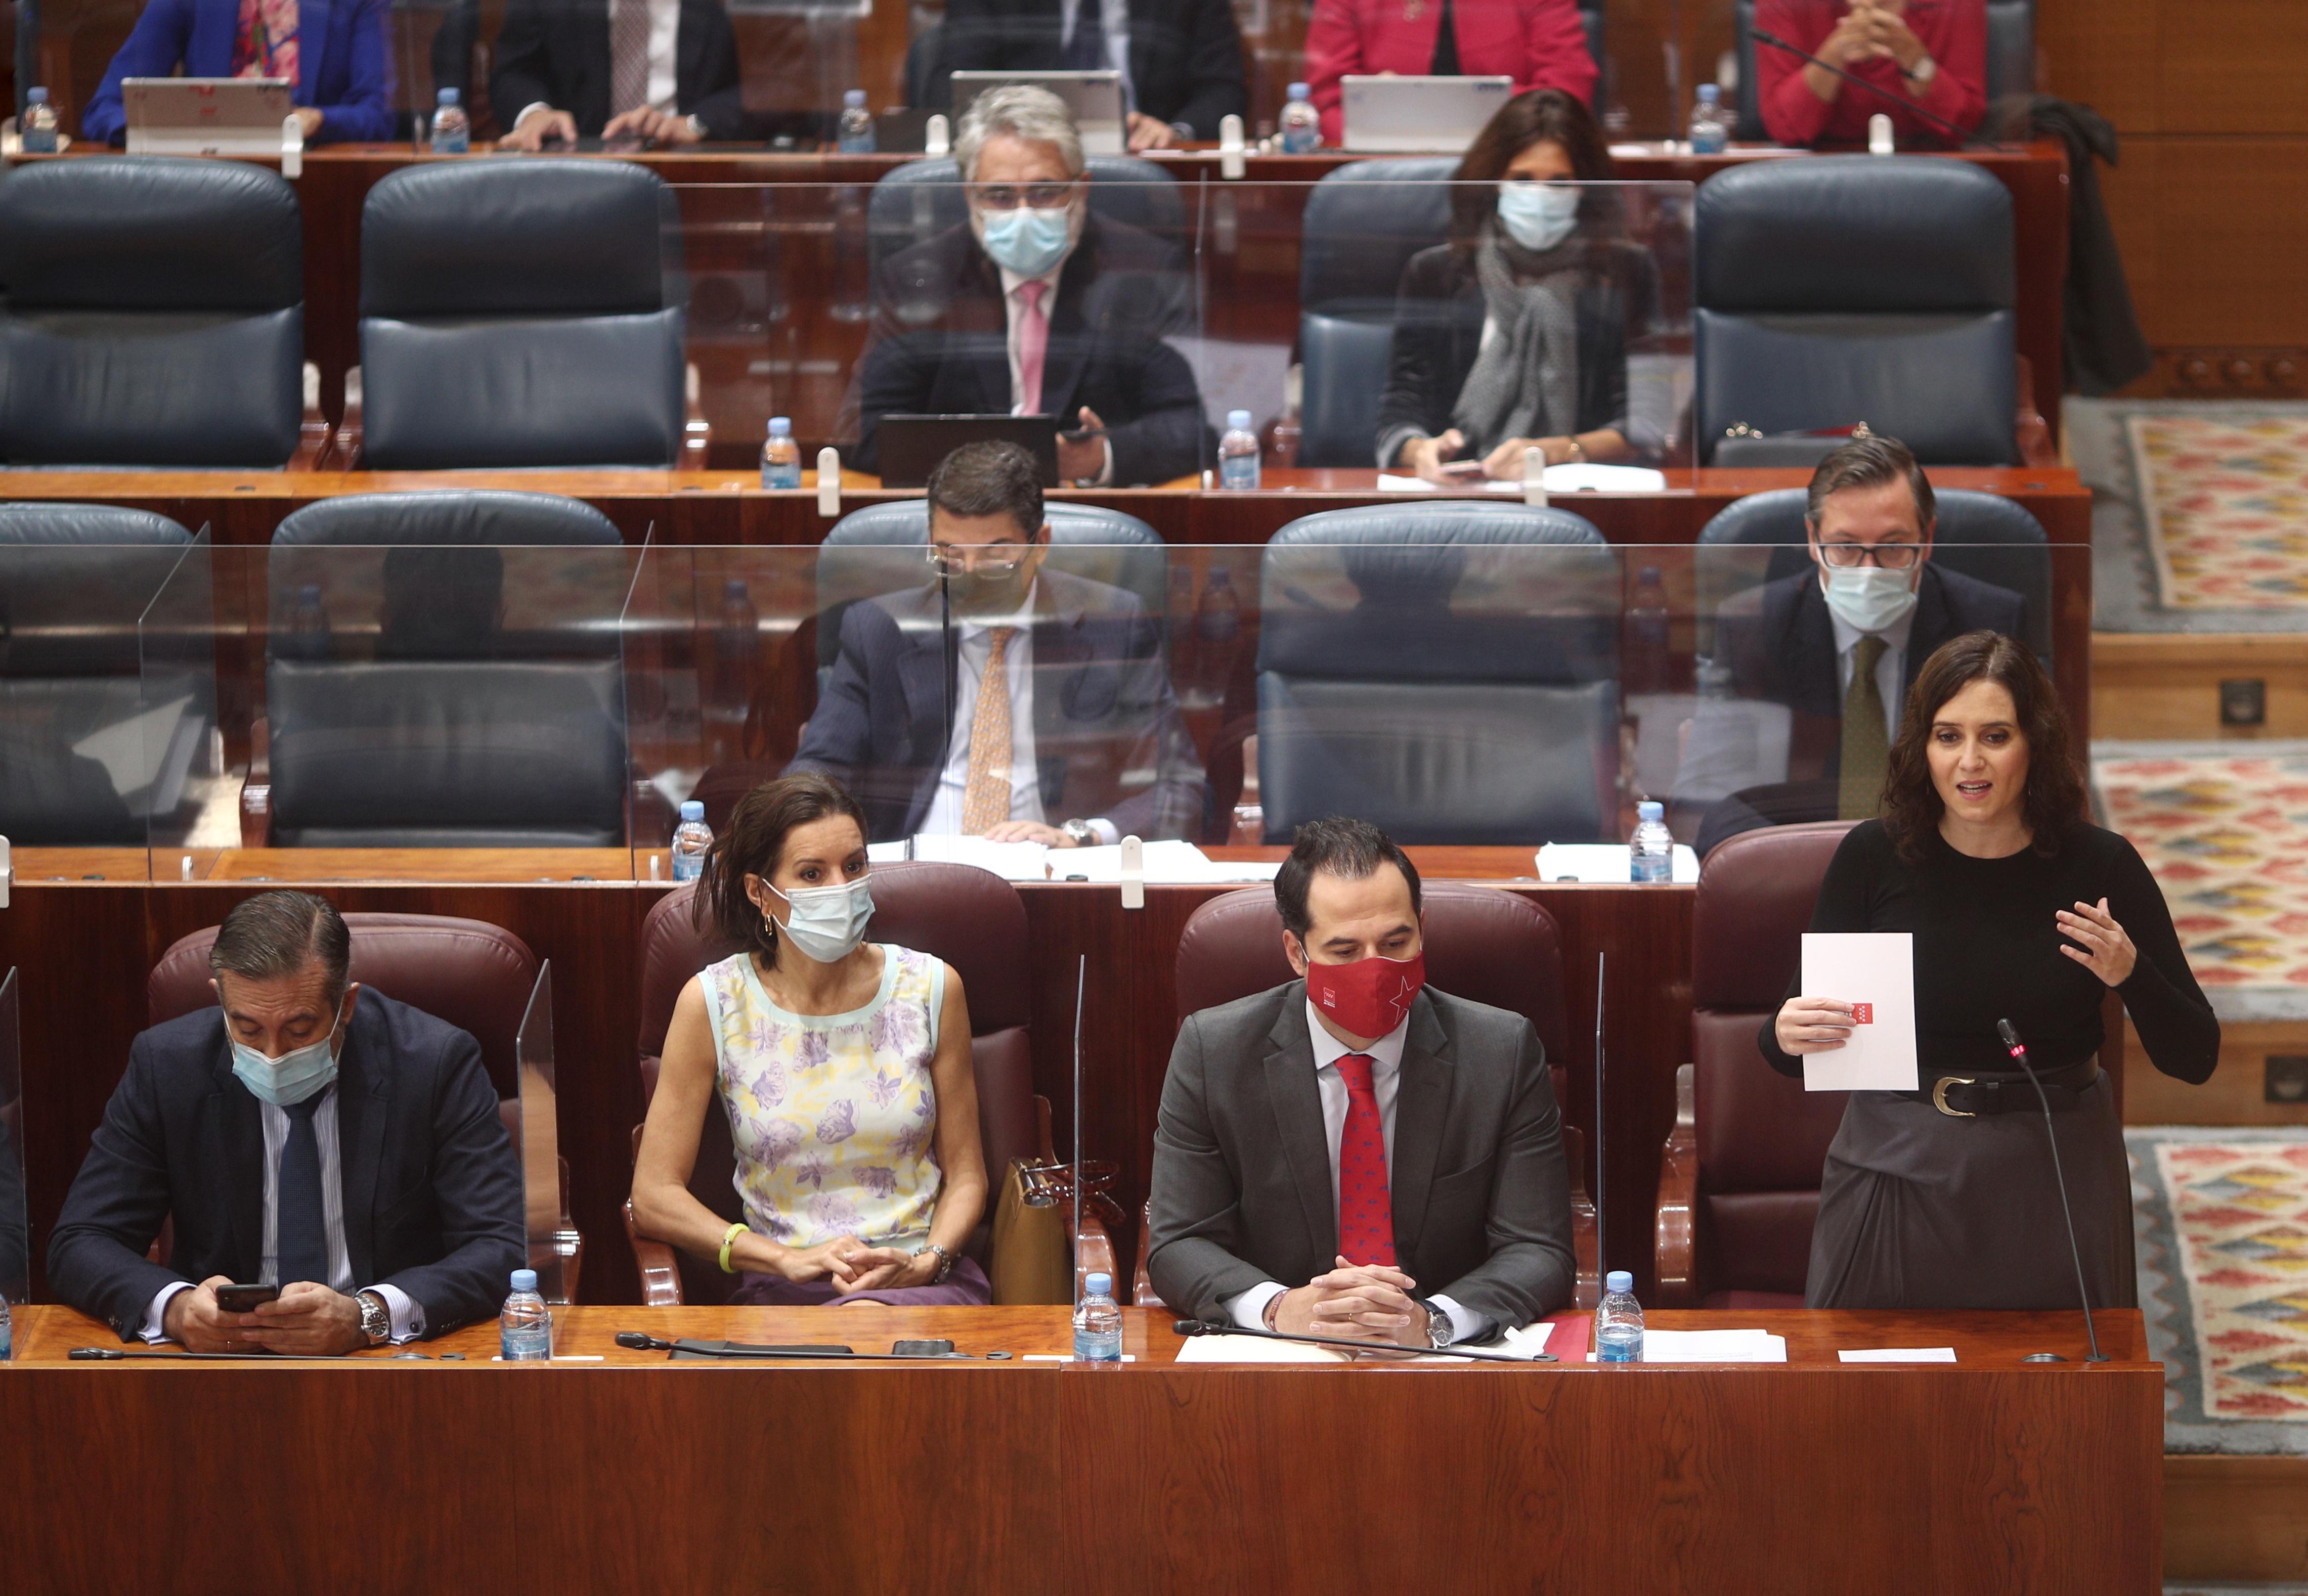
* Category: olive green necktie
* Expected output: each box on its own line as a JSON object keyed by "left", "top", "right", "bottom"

{"left": 1838, "top": 634, "right": 1890, "bottom": 821}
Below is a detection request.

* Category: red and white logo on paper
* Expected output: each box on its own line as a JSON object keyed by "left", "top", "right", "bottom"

{"left": 1850, "top": 1003, "right": 1874, "bottom": 1025}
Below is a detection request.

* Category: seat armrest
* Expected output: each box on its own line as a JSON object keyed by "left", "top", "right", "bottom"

{"left": 325, "top": 365, "right": 364, "bottom": 470}
{"left": 625, "top": 1198, "right": 685, "bottom": 1306}
{"left": 683, "top": 363, "right": 711, "bottom": 468}
{"left": 288, "top": 361, "right": 333, "bottom": 471}
{"left": 1652, "top": 1061, "right": 1700, "bottom": 1308}
{"left": 1130, "top": 1200, "right": 1166, "bottom": 1311}
{"left": 2014, "top": 353, "right": 2056, "bottom": 468}
{"left": 239, "top": 716, "right": 272, "bottom": 848}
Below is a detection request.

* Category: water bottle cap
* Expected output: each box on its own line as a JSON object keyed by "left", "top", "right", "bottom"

{"left": 1697, "top": 83, "right": 1720, "bottom": 102}
{"left": 1606, "top": 1270, "right": 1633, "bottom": 1294}
{"left": 679, "top": 801, "right": 704, "bottom": 821}
{"left": 1084, "top": 1272, "right": 1112, "bottom": 1296}
{"left": 1227, "top": 409, "right": 1252, "bottom": 430}
{"left": 724, "top": 576, "right": 747, "bottom": 600}
{"left": 1206, "top": 566, "right": 1232, "bottom": 587}
{"left": 845, "top": 88, "right": 867, "bottom": 106}
{"left": 438, "top": 87, "right": 460, "bottom": 105}
{"left": 767, "top": 416, "right": 792, "bottom": 435}
{"left": 28, "top": 87, "right": 49, "bottom": 103}
{"left": 299, "top": 584, "right": 322, "bottom": 602}
{"left": 511, "top": 1269, "right": 538, "bottom": 1292}
{"left": 1286, "top": 81, "right": 1310, "bottom": 99}
{"left": 1637, "top": 801, "right": 1664, "bottom": 822}
{"left": 1639, "top": 565, "right": 1661, "bottom": 581}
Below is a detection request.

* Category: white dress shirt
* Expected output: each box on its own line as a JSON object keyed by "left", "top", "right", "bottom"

{"left": 1825, "top": 590, "right": 1917, "bottom": 744}
{"left": 140, "top": 1087, "right": 422, "bottom": 1345}
{"left": 515, "top": 0, "right": 678, "bottom": 128}
{"left": 1218, "top": 1002, "right": 1487, "bottom": 1346}
{"left": 994, "top": 257, "right": 1114, "bottom": 485}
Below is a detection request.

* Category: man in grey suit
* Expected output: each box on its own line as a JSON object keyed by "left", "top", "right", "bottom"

{"left": 1147, "top": 817, "right": 1575, "bottom": 1350}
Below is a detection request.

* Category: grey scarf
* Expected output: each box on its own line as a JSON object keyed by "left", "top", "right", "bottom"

{"left": 1449, "top": 228, "right": 1582, "bottom": 455}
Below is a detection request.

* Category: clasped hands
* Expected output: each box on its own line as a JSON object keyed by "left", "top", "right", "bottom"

{"left": 1817, "top": 0, "right": 1928, "bottom": 76}
{"left": 771, "top": 1233, "right": 939, "bottom": 1296}
{"left": 164, "top": 1275, "right": 369, "bottom": 1355}
{"left": 1270, "top": 1255, "right": 1433, "bottom": 1355}
{"left": 1402, "top": 430, "right": 1579, "bottom": 484}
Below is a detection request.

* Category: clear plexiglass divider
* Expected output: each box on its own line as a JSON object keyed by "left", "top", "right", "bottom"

{"left": 513, "top": 959, "right": 575, "bottom": 1322}
{"left": 659, "top": 179, "right": 1691, "bottom": 484}
{"left": 0, "top": 966, "right": 25, "bottom": 1335}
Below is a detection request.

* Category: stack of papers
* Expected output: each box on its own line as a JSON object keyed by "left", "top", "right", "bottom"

{"left": 1171, "top": 1317, "right": 1578, "bottom": 1364}
{"left": 1375, "top": 464, "right": 1668, "bottom": 494}
{"left": 1535, "top": 843, "right": 1700, "bottom": 884}
{"left": 1586, "top": 1328, "right": 1788, "bottom": 1363}
{"left": 1838, "top": 1347, "right": 1956, "bottom": 1363}
{"left": 873, "top": 837, "right": 1285, "bottom": 887}
{"left": 897, "top": 835, "right": 1049, "bottom": 881}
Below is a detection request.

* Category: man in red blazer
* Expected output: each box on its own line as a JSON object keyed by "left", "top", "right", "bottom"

{"left": 1303, "top": 0, "right": 1597, "bottom": 147}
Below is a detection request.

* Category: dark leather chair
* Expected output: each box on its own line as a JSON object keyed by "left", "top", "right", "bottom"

{"left": 1255, "top": 503, "right": 1619, "bottom": 844}
{"left": 0, "top": 157, "right": 324, "bottom": 468}
{"left": 1134, "top": 882, "right": 1598, "bottom": 1310}
{"left": 346, "top": 159, "right": 699, "bottom": 469}
{"left": 0, "top": 504, "right": 196, "bottom": 846}
{"left": 624, "top": 865, "right": 1112, "bottom": 1304}
{"left": 1294, "top": 156, "right": 1456, "bottom": 468}
{"left": 1654, "top": 820, "right": 1853, "bottom": 1308}
{"left": 245, "top": 492, "right": 630, "bottom": 850}
{"left": 1698, "top": 486, "right": 2054, "bottom": 663}
{"left": 866, "top": 154, "right": 1184, "bottom": 281}
{"left": 145, "top": 911, "right": 580, "bottom": 1298}
{"left": 1694, "top": 157, "right": 2018, "bottom": 467}
{"left": 1731, "top": 0, "right": 2032, "bottom": 140}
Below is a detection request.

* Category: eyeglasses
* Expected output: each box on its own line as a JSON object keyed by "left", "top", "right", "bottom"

{"left": 1817, "top": 541, "right": 1924, "bottom": 570}
{"left": 926, "top": 544, "right": 1031, "bottom": 577}
{"left": 969, "top": 182, "right": 1078, "bottom": 211}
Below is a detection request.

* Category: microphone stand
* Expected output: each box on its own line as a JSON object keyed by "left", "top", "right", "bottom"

{"left": 1171, "top": 1318, "right": 1554, "bottom": 1364}
{"left": 1995, "top": 1019, "right": 2109, "bottom": 1364}
{"left": 613, "top": 1331, "right": 985, "bottom": 1361}
{"left": 1749, "top": 27, "right": 2007, "bottom": 152}
{"left": 69, "top": 1347, "right": 319, "bottom": 1361}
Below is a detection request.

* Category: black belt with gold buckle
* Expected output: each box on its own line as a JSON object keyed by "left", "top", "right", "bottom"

{"left": 1920, "top": 1059, "right": 2100, "bottom": 1118}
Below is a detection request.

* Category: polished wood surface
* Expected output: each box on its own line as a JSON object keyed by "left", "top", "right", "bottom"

{"left": 0, "top": 1304, "right": 2162, "bottom": 1593}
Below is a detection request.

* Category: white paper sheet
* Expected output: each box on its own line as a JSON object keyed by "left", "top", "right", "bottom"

{"left": 1534, "top": 843, "right": 1699, "bottom": 884}
{"left": 1798, "top": 932, "right": 1920, "bottom": 1092}
{"left": 1586, "top": 1328, "right": 1788, "bottom": 1363}
{"left": 1375, "top": 464, "right": 1668, "bottom": 495}
{"left": 902, "top": 835, "right": 1049, "bottom": 881}
{"left": 1171, "top": 1319, "right": 1569, "bottom": 1364}
{"left": 1043, "top": 840, "right": 1281, "bottom": 885}
{"left": 1838, "top": 1347, "right": 1957, "bottom": 1363}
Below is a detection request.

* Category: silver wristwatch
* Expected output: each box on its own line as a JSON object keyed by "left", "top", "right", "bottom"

{"left": 683, "top": 113, "right": 709, "bottom": 141}
{"left": 357, "top": 1289, "right": 391, "bottom": 1346}
{"left": 1060, "top": 818, "right": 1097, "bottom": 847}
{"left": 1904, "top": 55, "right": 1937, "bottom": 85}
{"left": 914, "top": 1242, "right": 956, "bottom": 1284}
{"left": 1419, "top": 1297, "right": 1453, "bottom": 1351}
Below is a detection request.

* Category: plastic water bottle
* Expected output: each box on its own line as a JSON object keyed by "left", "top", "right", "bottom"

{"left": 1073, "top": 1271, "right": 1122, "bottom": 1363}
{"left": 284, "top": 583, "right": 332, "bottom": 661}
{"left": 1596, "top": 1270, "right": 1644, "bottom": 1363}
{"left": 500, "top": 1268, "right": 551, "bottom": 1361}
{"left": 837, "top": 88, "right": 875, "bottom": 153}
{"left": 761, "top": 416, "right": 802, "bottom": 489}
{"left": 21, "top": 87, "right": 60, "bottom": 154}
{"left": 1218, "top": 409, "right": 1260, "bottom": 490}
{"left": 1689, "top": 83, "right": 1729, "bottom": 155}
{"left": 671, "top": 800, "right": 714, "bottom": 882}
{"left": 429, "top": 87, "right": 469, "bottom": 153}
{"left": 1625, "top": 563, "right": 1671, "bottom": 697}
{"left": 1630, "top": 800, "right": 1673, "bottom": 884}
{"left": 1279, "top": 82, "right": 1320, "bottom": 154}
{"left": 1191, "top": 566, "right": 1241, "bottom": 706}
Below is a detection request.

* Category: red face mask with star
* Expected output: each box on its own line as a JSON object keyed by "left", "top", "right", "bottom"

{"left": 1304, "top": 951, "right": 1426, "bottom": 1038}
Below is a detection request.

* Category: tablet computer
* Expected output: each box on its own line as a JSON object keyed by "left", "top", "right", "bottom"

{"left": 1339, "top": 75, "right": 1514, "bottom": 154}
{"left": 122, "top": 77, "right": 293, "bottom": 156}
{"left": 877, "top": 415, "right": 1060, "bottom": 489}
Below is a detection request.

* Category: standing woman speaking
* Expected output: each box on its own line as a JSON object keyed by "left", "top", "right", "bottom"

{"left": 1766, "top": 632, "right": 2218, "bottom": 1309}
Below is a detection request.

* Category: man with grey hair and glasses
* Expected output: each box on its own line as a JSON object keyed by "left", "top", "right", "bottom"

{"left": 49, "top": 891, "right": 524, "bottom": 1353}
{"left": 851, "top": 84, "right": 1206, "bottom": 487}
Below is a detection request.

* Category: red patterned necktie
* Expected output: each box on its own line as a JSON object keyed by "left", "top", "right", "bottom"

{"left": 1332, "top": 1052, "right": 1397, "bottom": 1267}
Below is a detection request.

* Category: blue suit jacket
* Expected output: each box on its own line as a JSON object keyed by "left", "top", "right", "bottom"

{"left": 46, "top": 987, "right": 526, "bottom": 1342}
{"left": 79, "top": 0, "right": 396, "bottom": 146}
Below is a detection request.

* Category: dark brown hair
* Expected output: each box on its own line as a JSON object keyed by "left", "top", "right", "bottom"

{"left": 1274, "top": 816, "right": 1423, "bottom": 940}
{"left": 926, "top": 439, "right": 1043, "bottom": 539}
{"left": 211, "top": 890, "right": 352, "bottom": 1004}
{"left": 1448, "top": 88, "right": 1615, "bottom": 248}
{"left": 693, "top": 772, "right": 869, "bottom": 960}
{"left": 1881, "top": 632, "right": 2085, "bottom": 863}
{"left": 1805, "top": 434, "right": 1936, "bottom": 528}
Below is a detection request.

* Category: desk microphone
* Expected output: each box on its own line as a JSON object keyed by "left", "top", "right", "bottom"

{"left": 69, "top": 1347, "right": 301, "bottom": 1361}
{"left": 1170, "top": 1317, "right": 1553, "bottom": 1363}
{"left": 1996, "top": 1018, "right": 2109, "bottom": 1365}
{"left": 1748, "top": 27, "right": 2005, "bottom": 152}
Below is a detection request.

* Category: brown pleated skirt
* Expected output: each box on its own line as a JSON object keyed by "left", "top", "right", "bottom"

{"left": 1805, "top": 1069, "right": 2136, "bottom": 1311}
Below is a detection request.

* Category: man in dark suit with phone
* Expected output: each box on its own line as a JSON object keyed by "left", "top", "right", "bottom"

{"left": 48, "top": 892, "right": 525, "bottom": 1353}
{"left": 851, "top": 85, "right": 1206, "bottom": 487}
{"left": 1146, "top": 818, "right": 1577, "bottom": 1347}
{"left": 935, "top": 0, "right": 1249, "bottom": 147}
{"left": 488, "top": 0, "right": 746, "bottom": 149}
{"left": 789, "top": 440, "right": 1206, "bottom": 846}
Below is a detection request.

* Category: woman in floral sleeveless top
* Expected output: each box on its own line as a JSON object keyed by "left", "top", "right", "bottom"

{"left": 631, "top": 774, "right": 991, "bottom": 1304}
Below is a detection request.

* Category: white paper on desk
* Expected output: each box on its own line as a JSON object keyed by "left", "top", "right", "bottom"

{"left": 1798, "top": 932, "right": 1919, "bottom": 1092}
{"left": 1044, "top": 840, "right": 1279, "bottom": 885}
{"left": 866, "top": 841, "right": 909, "bottom": 864}
{"left": 1838, "top": 1347, "right": 1956, "bottom": 1363}
{"left": 1535, "top": 843, "right": 1697, "bottom": 884}
{"left": 903, "top": 835, "right": 1049, "bottom": 881}
{"left": 1583, "top": 1328, "right": 1787, "bottom": 1363}
{"left": 1173, "top": 1334, "right": 1347, "bottom": 1364}
{"left": 1375, "top": 465, "right": 1667, "bottom": 495}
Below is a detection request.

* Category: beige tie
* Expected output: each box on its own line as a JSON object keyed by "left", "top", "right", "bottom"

{"left": 611, "top": 0, "right": 651, "bottom": 116}
{"left": 961, "top": 627, "right": 1020, "bottom": 835}
{"left": 1838, "top": 634, "right": 1890, "bottom": 821}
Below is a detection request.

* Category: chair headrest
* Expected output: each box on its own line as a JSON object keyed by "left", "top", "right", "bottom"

{"left": 1697, "top": 487, "right": 2049, "bottom": 551}
{"left": 272, "top": 491, "right": 624, "bottom": 547}
{"left": 361, "top": 159, "right": 671, "bottom": 318}
{"left": 1696, "top": 157, "right": 2013, "bottom": 312}
{"left": 147, "top": 913, "right": 539, "bottom": 1097}
{"left": 0, "top": 156, "right": 301, "bottom": 311}
{"left": 0, "top": 504, "right": 193, "bottom": 546}
{"left": 1173, "top": 883, "right": 1569, "bottom": 1061}
{"left": 1299, "top": 157, "right": 1458, "bottom": 308}
{"left": 824, "top": 500, "right": 1162, "bottom": 549}
{"left": 1693, "top": 821, "right": 1856, "bottom": 1009}
{"left": 1269, "top": 502, "right": 1606, "bottom": 551}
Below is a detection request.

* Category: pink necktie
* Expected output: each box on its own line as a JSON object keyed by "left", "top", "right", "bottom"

{"left": 1015, "top": 279, "right": 1049, "bottom": 417}
{"left": 1332, "top": 1053, "right": 1397, "bottom": 1268}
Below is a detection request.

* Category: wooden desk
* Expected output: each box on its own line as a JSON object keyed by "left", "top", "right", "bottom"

{"left": 0, "top": 1303, "right": 2160, "bottom": 1593}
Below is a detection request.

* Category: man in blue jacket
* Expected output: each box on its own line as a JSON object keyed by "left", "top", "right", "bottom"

{"left": 79, "top": 0, "right": 396, "bottom": 146}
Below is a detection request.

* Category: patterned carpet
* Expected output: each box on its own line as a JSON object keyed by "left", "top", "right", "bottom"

{"left": 2092, "top": 741, "right": 2308, "bottom": 1023}
{"left": 2131, "top": 1127, "right": 2308, "bottom": 1454}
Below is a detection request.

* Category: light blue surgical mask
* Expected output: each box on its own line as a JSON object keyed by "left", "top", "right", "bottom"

{"left": 1821, "top": 565, "right": 1921, "bottom": 634}
{"left": 769, "top": 876, "right": 877, "bottom": 964}
{"left": 1496, "top": 182, "right": 1582, "bottom": 253}
{"left": 977, "top": 204, "right": 1074, "bottom": 279}
{"left": 231, "top": 1008, "right": 344, "bottom": 1107}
